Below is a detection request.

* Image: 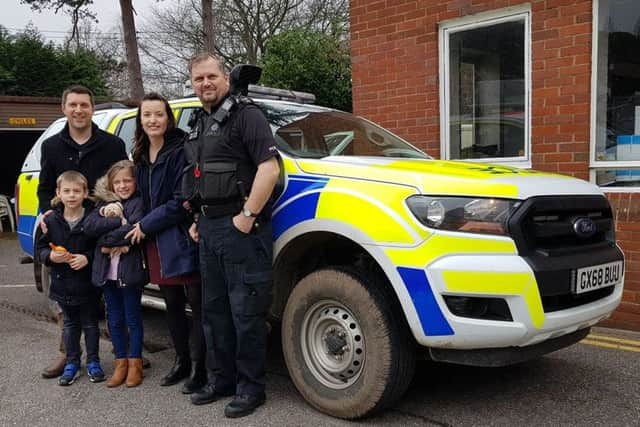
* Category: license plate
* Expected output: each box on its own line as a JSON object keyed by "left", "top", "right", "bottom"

{"left": 573, "top": 260, "right": 623, "bottom": 294}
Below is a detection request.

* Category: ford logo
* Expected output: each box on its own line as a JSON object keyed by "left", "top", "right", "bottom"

{"left": 573, "top": 217, "right": 596, "bottom": 238}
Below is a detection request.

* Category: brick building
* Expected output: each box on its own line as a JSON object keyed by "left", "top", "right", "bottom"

{"left": 350, "top": 0, "right": 640, "bottom": 330}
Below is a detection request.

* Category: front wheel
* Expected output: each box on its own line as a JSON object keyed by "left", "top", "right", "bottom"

{"left": 281, "top": 268, "right": 415, "bottom": 419}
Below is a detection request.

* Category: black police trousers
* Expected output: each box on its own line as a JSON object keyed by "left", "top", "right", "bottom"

{"left": 198, "top": 215, "right": 273, "bottom": 396}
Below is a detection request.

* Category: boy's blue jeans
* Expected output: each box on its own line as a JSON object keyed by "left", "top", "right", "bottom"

{"left": 102, "top": 281, "right": 143, "bottom": 359}
{"left": 60, "top": 301, "right": 100, "bottom": 366}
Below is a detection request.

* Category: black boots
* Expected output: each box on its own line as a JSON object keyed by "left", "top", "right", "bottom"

{"left": 181, "top": 359, "right": 207, "bottom": 394}
{"left": 160, "top": 355, "right": 191, "bottom": 386}
{"left": 224, "top": 393, "right": 267, "bottom": 418}
{"left": 190, "top": 383, "right": 235, "bottom": 405}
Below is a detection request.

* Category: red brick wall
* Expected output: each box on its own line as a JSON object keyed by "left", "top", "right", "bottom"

{"left": 350, "top": 0, "right": 640, "bottom": 331}
{"left": 605, "top": 193, "right": 640, "bottom": 330}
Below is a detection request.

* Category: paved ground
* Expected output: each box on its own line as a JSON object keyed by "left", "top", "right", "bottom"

{"left": 0, "top": 307, "right": 397, "bottom": 427}
{"left": 1, "top": 233, "right": 639, "bottom": 426}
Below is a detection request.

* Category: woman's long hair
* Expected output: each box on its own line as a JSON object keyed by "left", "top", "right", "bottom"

{"left": 131, "top": 92, "right": 176, "bottom": 164}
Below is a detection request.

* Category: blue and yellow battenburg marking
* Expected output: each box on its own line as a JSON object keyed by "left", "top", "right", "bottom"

{"left": 398, "top": 267, "right": 454, "bottom": 336}
{"left": 271, "top": 168, "right": 461, "bottom": 337}
{"left": 271, "top": 158, "right": 549, "bottom": 337}
{"left": 443, "top": 271, "right": 544, "bottom": 328}
{"left": 16, "top": 172, "right": 40, "bottom": 255}
{"left": 272, "top": 162, "right": 452, "bottom": 337}
{"left": 273, "top": 174, "right": 329, "bottom": 240}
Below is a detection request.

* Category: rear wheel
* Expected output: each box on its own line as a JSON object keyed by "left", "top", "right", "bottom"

{"left": 281, "top": 268, "right": 415, "bottom": 419}
{"left": 33, "top": 227, "right": 44, "bottom": 293}
{"left": 33, "top": 256, "right": 43, "bottom": 292}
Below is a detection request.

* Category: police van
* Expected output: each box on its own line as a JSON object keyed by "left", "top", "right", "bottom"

{"left": 15, "top": 85, "right": 624, "bottom": 419}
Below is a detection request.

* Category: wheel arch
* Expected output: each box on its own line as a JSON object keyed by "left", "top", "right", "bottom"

{"left": 271, "top": 230, "right": 415, "bottom": 344}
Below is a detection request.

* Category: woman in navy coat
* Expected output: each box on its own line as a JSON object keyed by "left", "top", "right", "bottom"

{"left": 125, "top": 93, "right": 206, "bottom": 394}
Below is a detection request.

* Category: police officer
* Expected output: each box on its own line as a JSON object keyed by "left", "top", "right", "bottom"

{"left": 185, "top": 53, "right": 280, "bottom": 419}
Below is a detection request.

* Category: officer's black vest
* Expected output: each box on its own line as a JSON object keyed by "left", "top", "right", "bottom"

{"left": 185, "top": 96, "right": 256, "bottom": 216}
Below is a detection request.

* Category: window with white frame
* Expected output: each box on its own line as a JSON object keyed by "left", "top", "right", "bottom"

{"left": 440, "top": 9, "right": 530, "bottom": 165}
{"left": 591, "top": 0, "right": 640, "bottom": 188}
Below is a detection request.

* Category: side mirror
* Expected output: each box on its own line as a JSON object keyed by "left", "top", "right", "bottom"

{"left": 229, "top": 64, "right": 262, "bottom": 96}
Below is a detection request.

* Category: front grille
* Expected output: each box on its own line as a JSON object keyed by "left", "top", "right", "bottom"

{"left": 508, "top": 195, "right": 614, "bottom": 256}
{"left": 508, "top": 195, "right": 622, "bottom": 312}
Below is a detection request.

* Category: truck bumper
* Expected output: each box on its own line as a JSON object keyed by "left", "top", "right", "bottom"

{"left": 428, "top": 327, "right": 590, "bottom": 367}
{"left": 409, "top": 253, "right": 623, "bottom": 351}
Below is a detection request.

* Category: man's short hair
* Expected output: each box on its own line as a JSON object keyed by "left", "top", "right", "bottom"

{"left": 61, "top": 85, "right": 95, "bottom": 106}
{"left": 188, "top": 53, "right": 228, "bottom": 74}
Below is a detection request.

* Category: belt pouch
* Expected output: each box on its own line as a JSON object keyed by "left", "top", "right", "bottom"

{"left": 201, "top": 161, "right": 240, "bottom": 201}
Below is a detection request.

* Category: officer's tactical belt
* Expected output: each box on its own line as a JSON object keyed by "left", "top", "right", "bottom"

{"left": 200, "top": 200, "right": 243, "bottom": 218}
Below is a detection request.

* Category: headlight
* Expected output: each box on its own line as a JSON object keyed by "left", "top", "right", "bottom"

{"left": 406, "top": 196, "right": 520, "bottom": 236}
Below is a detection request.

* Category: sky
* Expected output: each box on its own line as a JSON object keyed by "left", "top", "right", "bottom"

{"left": 1, "top": 0, "right": 161, "bottom": 43}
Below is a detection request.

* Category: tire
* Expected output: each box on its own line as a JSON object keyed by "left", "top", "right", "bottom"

{"left": 33, "top": 228, "right": 44, "bottom": 293}
{"left": 281, "top": 268, "right": 415, "bottom": 419}
{"left": 33, "top": 256, "right": 43, "bottom": 292}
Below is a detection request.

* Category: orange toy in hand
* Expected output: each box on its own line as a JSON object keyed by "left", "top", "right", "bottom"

{"left": 49, "top": 242, "right": 68, "bottom": 252}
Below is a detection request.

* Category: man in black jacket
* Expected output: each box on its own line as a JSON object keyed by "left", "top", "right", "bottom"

{"left": 38, "top": 86, "right": 128, "bottom": 212}
{"left": 37, "top": 85, "right": 127, "bottom": 379}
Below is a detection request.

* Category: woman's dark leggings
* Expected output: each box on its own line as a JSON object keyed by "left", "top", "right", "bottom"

{"left": 160, "top": 283, "right": 205, "bottom": 361}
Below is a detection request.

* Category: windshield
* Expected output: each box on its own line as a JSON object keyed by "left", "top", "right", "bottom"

{"left": 256, "top": 101, "right": 430, "bottom": 159}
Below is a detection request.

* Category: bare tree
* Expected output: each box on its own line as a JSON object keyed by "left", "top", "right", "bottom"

{"left": 136, "top": 1, "right": 202, "bottom": 95}
{"left": 119, "top": 0, "right": 144, "bottom": 101}
{"left": 134, "top": 0, "right": 349, "bottom": 96}
{"left": 221, "top": 0, "right": 302, "bottom": 64}
{"left": 21, "top": 0, "right": 145, "bottom": 101}
{"left": 292, "top": 0, "right": 350, "bottom": 34}
{"left": 70, "top": 19, "right": 129, "bottom": 99}
{"left": 139, "top": 0, "right": 347, "bottom": 66}
{"left": 20, "top": 0, "right": 96, "bottom": 50}
{"left": 202, "top": 0, "right": 215, "bottom": 53}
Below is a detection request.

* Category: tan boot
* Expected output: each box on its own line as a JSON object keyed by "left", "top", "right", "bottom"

{"left": 41, "top": 353, "right": 66, "bottom": 378}
{"left": 42, "top": 313, "right": 66, "bottom": 379}
{"left": 107, "top": 359, "right": 129, "bottom": 388}
{"left": 125, "top": 358, "right": 143, "bottom": 388}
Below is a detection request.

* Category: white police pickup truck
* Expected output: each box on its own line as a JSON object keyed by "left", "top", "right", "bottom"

{"left": 16, "top": 88, "right": 624, "bottom": 418}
